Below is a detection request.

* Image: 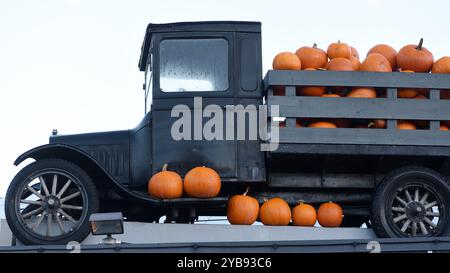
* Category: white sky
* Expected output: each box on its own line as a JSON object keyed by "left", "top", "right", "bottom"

{"left": 1, "top": 0, "right": 449, "bottom": 197}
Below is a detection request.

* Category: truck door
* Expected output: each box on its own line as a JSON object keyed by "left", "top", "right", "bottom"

{"left": 151, "top": 33, "right": 239, "bottom": 180}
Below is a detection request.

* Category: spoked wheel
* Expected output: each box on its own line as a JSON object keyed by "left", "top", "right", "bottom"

{"left": 371, "top": 166, "right": 450, "bottom": 238}
{"left": 5, "top": 159, "right": 98, "bottom": 245}
{"left": 390, "top": 184, "right": 443, "bottom": 236}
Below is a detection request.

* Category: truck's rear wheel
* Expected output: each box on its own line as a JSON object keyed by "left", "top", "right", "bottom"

{"left": 5, "top": 159, "right": 99, "bottom": 245}
{"left": 370, "top": 166, "right": 450, "bottom": 238}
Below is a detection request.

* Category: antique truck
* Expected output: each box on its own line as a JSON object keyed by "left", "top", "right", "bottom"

{"left": 5, "top": 21, "right": 450, "bottom": 245}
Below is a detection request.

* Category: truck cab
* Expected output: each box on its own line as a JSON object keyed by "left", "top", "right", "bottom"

{"left": 137, "top": 21, "right": 266, "bottom": 188}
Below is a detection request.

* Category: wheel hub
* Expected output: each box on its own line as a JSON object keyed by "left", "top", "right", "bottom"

{"left": 405, "top": 202, "right": 426, "bottom": 222}
{"left": 43, "top": 196, "right": 61, "bottom": 213}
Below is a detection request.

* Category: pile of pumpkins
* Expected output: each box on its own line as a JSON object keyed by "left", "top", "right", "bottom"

{"left": 227, "top": 188, "right": 343, "bottom": 228}
{"left": 148, "top": 164, "right": 221, "bottom": 199}
{"left": 147, "top": 165, "right": 343, "bottom": 227}
{"left": 272, "top": 39, "right": 450, "bottom": 131}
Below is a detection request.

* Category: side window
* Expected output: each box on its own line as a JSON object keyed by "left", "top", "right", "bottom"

{"left": 159, "top": 38, "right": 229, "bottom": 92}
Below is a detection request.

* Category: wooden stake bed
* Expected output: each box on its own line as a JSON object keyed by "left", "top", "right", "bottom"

{"left": 265, "top": 70, "right": 450, "bottom": 154}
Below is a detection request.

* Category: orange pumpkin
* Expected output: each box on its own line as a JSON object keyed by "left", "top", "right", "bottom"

{"left": 440, "top": 124, "right": 449, "bottom": 131}
{"left": 148, "top": 164, "right": 183, "bottom": 199}
{"left": 259, "top": 198, "right": 292, "bottom": 226}
{"left": 370, "top": 119, "right": 387, "bottom": 129}
{"left": 396, "top": 38, "right": 434, "bottom": 73}
{"left": 350, "top": 57, "right": 361, "bottom": 70}
{"left": 415, "top": 94, "right": 428, "bottom": 99}
{"left": 292, "top": 202, "right": 317, "bottom": 226}
{"left": 184, "top": 166, "right": 221, "bottom": 198}
{"left": 325, "top": 57, "right": 354, "bottom": 71}
{"left": 317, "top": 201, "right": 343, "bottom": 227}
{"left": 398, "top": 89, "right": 418, "bottom": 98}
{"left": 347, "top": 87, "right": 377, "bottom": 98}
{"left": 296, "top": 68, "right": 326, "bottom": 96}
{"left": 350, "top": 46, "right": 360, "bottom": 60}
{"left": 325, "top": 58, "right": 353, "bottom": 93}
{"left": 321, "top": 93, "right": 341, "bottom": 98}
{"left": 298, "top": 86, "right": 327, "bottom": 96}
{"left": 432, "top": 56, "right": 450, "bottom": 74}
{"left": 367, "top": 44, "right": 397, "bottom": 70}
{"left": 227, "top": 187, "right": 260, "bottom": 225}
{"left": 272, "top": 52, "right": 302, "bottom": 70}
{"left": 327, "top": 41, "right": 352, "bottom": 59}
{"left": 431, "top": 57, "right": 450, "bottom": 99}
{"left": 398, "top": 70, "right": 419, "bottom": 98}
{"left": 397, "top": 121, "right": 417, "bottom": 130}
{"left": 359, "top": 53, "right": 392, "bottom": 72}
{"left": 295, "top": 43, "right": 328, "bottom": 69}
{"left": 308, "top": 121, "right": 337, "bottom": 128}
{"left": 443, "top": 121, "right": 450, "bottom": 128}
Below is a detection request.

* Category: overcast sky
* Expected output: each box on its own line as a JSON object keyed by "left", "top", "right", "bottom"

{"left": 1, "top": 0, "right": 449, "bottom": 197}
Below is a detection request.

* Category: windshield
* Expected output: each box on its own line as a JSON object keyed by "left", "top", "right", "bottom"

{"left": 159, "top": 38, "right": 229, "bottom": 92}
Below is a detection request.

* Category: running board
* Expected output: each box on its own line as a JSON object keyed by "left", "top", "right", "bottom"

{"left": 131, "top": 190, "right": 228, "bottom": 208}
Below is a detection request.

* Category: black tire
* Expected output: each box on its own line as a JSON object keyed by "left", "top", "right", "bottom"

{"left": 370, "top": 166, "right": 450, "bottom": 238}
{"left": 5, "top": 158, "right": 99, "bottom": 245}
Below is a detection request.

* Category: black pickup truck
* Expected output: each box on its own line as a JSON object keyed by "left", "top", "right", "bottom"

{"left": 5, "top": 21, "right": 450, "bottom": 245}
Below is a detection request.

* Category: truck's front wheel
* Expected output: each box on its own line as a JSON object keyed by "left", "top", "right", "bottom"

{"left": 5, "top": 158, "right": 99, "bottom": 245}
{"left": 370, "top": 166, "right": 450, "bottom": 238}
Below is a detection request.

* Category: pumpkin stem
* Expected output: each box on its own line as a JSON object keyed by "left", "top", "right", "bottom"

{"left": 243, "top": 186, "right": 250, "bottom": 196}
{"left": 416, "top": 38, "right": 424, "bottom": 50}
{"left": 162, "top": 163, "right": 168, "bottom": 172}
{"left": 368, "top": 122, "right": 375, "bottom": 128}
{"left": 313, "top": 43, "right": 317, "bottom": 48}
{"left": 297, "top": 199, "right": 305, "bottom": 205}
{"left": 338, "top": 40, "right": 341, "bottom": 44}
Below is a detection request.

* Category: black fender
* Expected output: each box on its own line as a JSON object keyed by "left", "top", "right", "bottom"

{"left": 14, "top": 144, "right": 163, "bottom": 207}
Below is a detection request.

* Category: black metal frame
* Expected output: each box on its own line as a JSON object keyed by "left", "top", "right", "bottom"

{"left": 265, "top": 70, "right": 450, "bottom": 151}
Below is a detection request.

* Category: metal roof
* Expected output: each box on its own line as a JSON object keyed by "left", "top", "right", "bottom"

{"left": 138, "top": 21, "right": 262, "bottom": 71}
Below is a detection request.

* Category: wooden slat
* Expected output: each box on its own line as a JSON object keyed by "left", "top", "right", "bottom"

{"left": 274, "top": 128, "right": 450, "bottom": 146}
{"left": 264, "top": 70, "right": 450, "bottom": 89}
{"left": 267, "top": 96, "right": 450, "bottom": 120}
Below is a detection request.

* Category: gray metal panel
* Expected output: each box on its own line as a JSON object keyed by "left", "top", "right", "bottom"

{"left": 268, "top": 96, "right": 450, "bottom": 120}
{"left": 274, "top": 143, "right": 450, "bottom": 156}
{"left": 322, "top": 173, "right": 375, "bottom": 188}
{"left": 270, "top": 173, "right": 321, "bottom": 188}
{"left": 3, "top": 219, "right": 449, "bottom": 253}
{"left": 276, "top": 127, "right": 450, "bottom": 146}
{"left": 264, "top": 70, "right": 450, "bottom": 89}
{"left": 2, "top": 237, "right": 450, "bottom": 253}
{"left": 269, "top": 173, "right": 374, "bottom": 188}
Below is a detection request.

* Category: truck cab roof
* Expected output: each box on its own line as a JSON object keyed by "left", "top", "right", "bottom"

{"left": 138, "top": 21, "right": 261, "bottom": 71}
